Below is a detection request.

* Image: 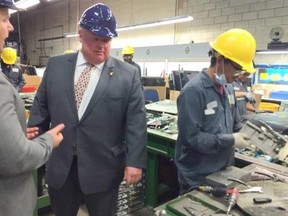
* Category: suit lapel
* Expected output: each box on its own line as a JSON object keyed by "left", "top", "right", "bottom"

{"left": 80, "top": 57, "right": 115, "bottom": 121}
{"left": 65, "top": 53, "right": 79, "bottom": 120}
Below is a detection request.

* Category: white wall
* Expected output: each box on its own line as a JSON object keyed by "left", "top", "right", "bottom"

{"left": 10, "top": 0, "right": 288, "bottom": 67}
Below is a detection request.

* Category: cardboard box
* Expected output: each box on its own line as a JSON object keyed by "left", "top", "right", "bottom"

{"left": 169, "top": 90, "right": 180, "bottom": 100}
{"left": 23, "top": 74, "right": 42, "bottom": 90}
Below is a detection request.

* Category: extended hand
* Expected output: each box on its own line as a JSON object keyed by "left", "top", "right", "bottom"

{"left": 124, "top": 167, "right": 142, "bottom": 186}
{"left": 46, "top": 124, "right": 65, "bottom": 148}
{"left": 26, "top": 127, "right": 39, "bottom": 139}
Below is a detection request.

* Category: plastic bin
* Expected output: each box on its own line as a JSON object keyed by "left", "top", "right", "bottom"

{"left": 259, "top": 102, "right": 279, "bottom": 112}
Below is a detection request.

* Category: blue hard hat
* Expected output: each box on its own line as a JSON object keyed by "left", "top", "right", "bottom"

{"left": 79, "top": 3, "right": 118, "bottom": 38}
{"left": 0, "top": 0, "right": 21, "bottom": 10}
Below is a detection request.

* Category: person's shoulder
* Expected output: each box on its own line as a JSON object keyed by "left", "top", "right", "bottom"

{"left": 52, "top": 52, "right": 77, "bottom": 60}
{"left": 107, "top": 56, "right": 137, "bottom": 71}
{"left": 47, "top": 52, "right": 78, "bottom": 65}
{"left": 132, "top": 61, "right": 140, "bottom": 67}
{"left": 0, "top": 74, "right": 14, "bottom": 93}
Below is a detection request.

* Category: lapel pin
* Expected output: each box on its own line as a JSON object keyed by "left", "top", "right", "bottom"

{"left": 109, "top": 71, "right": 114, "bottom": 76}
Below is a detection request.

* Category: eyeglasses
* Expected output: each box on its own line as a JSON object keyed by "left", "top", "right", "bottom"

{"left": 240, "top": 72, "right": 250, "bottom": 77}
{"left": 228, "top": 60, "right": 242, "bottom": 71}
{"left": 227, "top": 60, "right": 243, "bottom": 77}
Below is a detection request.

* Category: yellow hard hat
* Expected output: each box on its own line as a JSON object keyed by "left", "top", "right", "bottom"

{"left": 1, "top": 47, "right": 17, "bottom": 65}
{"left": 210, "top": 28, "right": 256, "bottom": 73}
{"left": 122, "top": 45, "right": 134, "bottom": 55}
{"left": 63, "top": 49, "right": 75, "bottom": 54}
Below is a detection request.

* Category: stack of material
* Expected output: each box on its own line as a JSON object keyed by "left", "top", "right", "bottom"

{"left": 117, "top": 174, "right": 146, "bottom": 216}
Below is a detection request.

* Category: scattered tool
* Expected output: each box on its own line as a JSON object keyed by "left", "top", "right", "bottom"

{"left": 253, "top": 196, "right": 288, "bottom": 204}
{"left": 198, "top": 186, "right": 228, "bottom": 197}
{"left": 255, "top": 171, "right": 286, "bottom": 183}
{"left": 253, "top": 197, "right": 272, "bottom": 204}
{"left": 226, "top": 188, "right": 239, "bottom": 214}
{"left": 239, "top": 186, "right": 263, "bottom": 193}
{"left": 227, "top": 177, "right": 251, "bottom": 188}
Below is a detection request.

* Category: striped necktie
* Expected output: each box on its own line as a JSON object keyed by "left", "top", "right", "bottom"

{"left": 74, "top": 63, "right": 94, "bottom": 110}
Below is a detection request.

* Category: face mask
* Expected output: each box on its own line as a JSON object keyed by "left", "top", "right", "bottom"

{"left": 214, "top": 73, "right": 227, "bottom": 85}
{"left": 214, "top": 58, "right": 227, "bottom": 85}
{"left": 220, "top": 74, "right": 228, "bottom": 83}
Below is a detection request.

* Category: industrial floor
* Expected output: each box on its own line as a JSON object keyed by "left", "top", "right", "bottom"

{"left": 39, "top": 205, "right": 155, "bottom": 216}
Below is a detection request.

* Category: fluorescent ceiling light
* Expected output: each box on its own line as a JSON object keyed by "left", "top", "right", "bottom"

{"left": 10, "top": 0, "right": 40, "bottom": 14}
{"left": 64, "top": 32, "right": 79, "bottom": 38}
{"left": 256, "top": 50, "right": 288, "bottom": 54}
{"left": 63, "top": 15, "right": 193, "bottom": 38}
{"left": 117, "top": 15, "right": 193, "bottom": 32}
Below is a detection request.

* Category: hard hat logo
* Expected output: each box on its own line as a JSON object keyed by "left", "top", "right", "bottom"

{"left": 79, "top": 3, "right": 118, "bottom": 38}
{"left": 0, "top": 0, "right": 22, "bottom": 11}
{"left": 210, "top": 28, "right": 256, "bottom": 73}
{"left": 1, "top": 47, "right": 17, "bottom": 65}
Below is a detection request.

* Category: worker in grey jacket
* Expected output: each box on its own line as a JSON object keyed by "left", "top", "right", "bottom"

{"left": 0, "top": 1, "right": 64, "bottom": 216}
{"left": 232, "top": 72, "right": 256, "bottom": 118}
{"left": 175, "top": 28, "right": 256, "bottom": 195}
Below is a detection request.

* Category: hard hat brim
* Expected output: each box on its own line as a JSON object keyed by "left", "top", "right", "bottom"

{"left": 80, "top": 25, "right": 118, "bottom": 39}
{"left": 0, "top": 3, "right": 24, "bottom": 11}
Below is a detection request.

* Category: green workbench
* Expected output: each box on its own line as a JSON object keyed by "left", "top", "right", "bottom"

{"left": 145, "top": 128, "right": 288, "bottom": 208}
{"left": 33, "top": 169, "right": 50, "bottom": 216}
{"left": 146, "top": 129, "right": 177, "bottom": 207}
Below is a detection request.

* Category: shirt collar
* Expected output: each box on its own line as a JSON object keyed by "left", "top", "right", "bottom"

{"left": 77, "top": 51, "right": 105, "bottom": 70}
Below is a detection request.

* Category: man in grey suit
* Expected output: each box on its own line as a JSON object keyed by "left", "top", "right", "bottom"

{"left": 28, "top": 3, "right": 147, "bottom": 216}
{"left": 0, "top": 1, "right": 64, "bottom": 216}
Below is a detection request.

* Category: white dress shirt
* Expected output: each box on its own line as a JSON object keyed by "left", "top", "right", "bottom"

{"left": 74, "top": 51, "right": 104, "bottom": 119}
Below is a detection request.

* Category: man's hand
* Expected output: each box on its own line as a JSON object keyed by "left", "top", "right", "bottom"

{"left": 46, "top": 124, "right": 65, "bottom": 148}
{"left": 233, "top": 133, "right": 251, "bottom": 149}
{"left": 124, "top": 167, "right": 142, "bottom": 186}
{"left": 26, "top": 127, "right": 39, "bottom": 139}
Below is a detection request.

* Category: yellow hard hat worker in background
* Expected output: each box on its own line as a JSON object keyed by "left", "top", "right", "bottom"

{"left": 122, "top": 45, "right": 141, "bottom": 78}
{"left": 63, "top": 49, "right": 75, "bottom": 54}
{"left": 1, "top": 47, "right": 17, "bottom": 65}
{"left": 122, "top": 45, "right": 134, "bottom": 55}
{"left": 1, "top": 47, "right": 26, "bottom": 92}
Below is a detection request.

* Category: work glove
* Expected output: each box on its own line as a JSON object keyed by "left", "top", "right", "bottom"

{"left": 233, "top": 133, "right": 251, "bottom": 149}
{"left": 245, "top": 92, "right": 256, "bottom": 103}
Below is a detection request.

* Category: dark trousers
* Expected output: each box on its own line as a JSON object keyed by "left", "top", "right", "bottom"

{"left": 48, "top": 157, "right": 119, "bottom": 216}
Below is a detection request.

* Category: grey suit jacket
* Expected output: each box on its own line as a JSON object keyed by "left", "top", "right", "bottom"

{"left": 28, "top": 53, "right": 147, "bottom": 194}
{"left": 0, "top": 74, "right": 53, "bottom": 216}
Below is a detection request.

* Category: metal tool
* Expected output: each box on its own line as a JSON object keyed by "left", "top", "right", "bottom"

{"left": 227, "top": 177, "right": 251, "bottom": 188}
{"left": 198, "top": 185, "right": 228, "bottom": 197}
{"left": 255, "top": 171, "right": 286, "bottom": 183}
{"left": 253, "top": 197, "right": 288, "bottom": 204}
{"left": 239, "top": 186, "right": 263, "bottom": 193}
{"left": 253, "top": 197, "right": 272, "bottom": 204}
{"left": 226, "top": 188, "right": 239, "bottom": 214}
